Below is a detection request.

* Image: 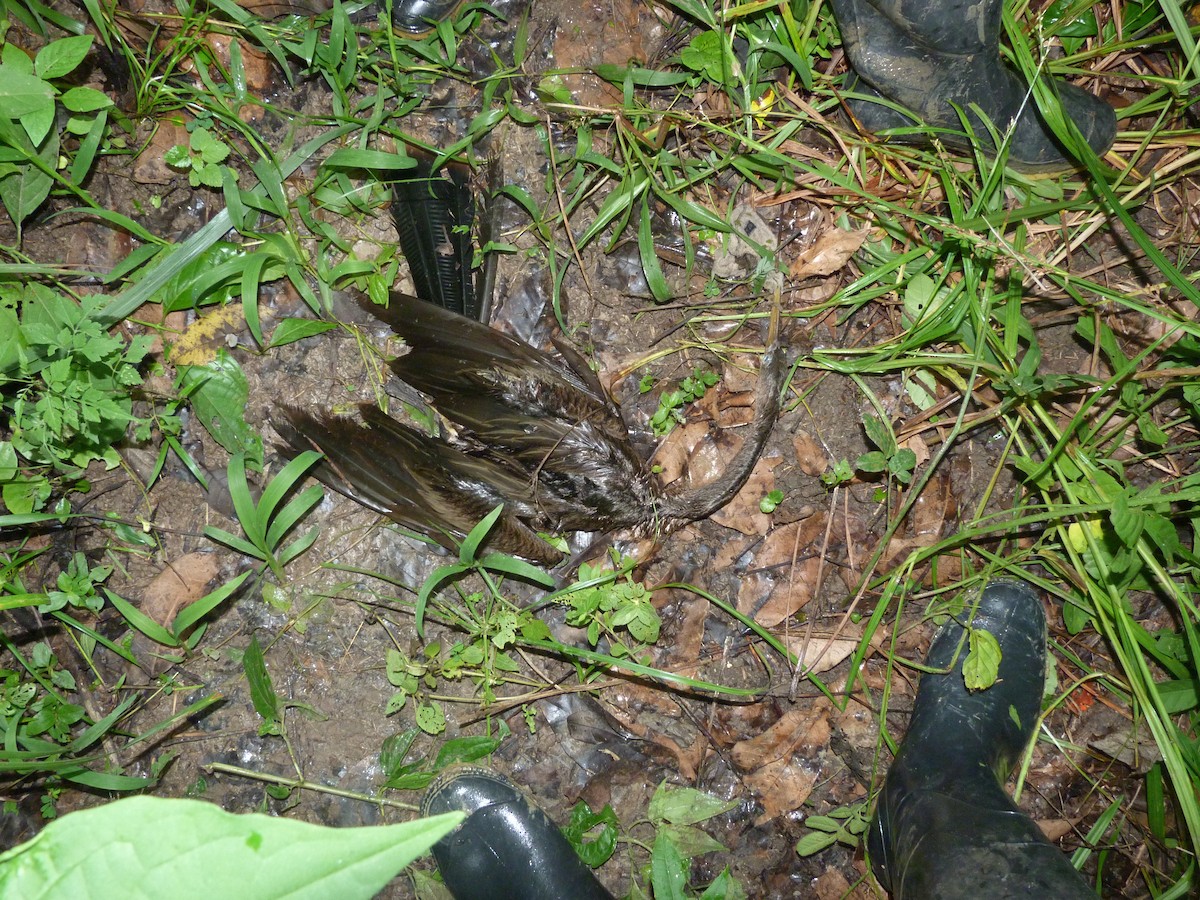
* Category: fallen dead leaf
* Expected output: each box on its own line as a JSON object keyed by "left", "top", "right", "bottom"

{"left": 737, "top": 512, "right": 826, "bottom": 627}
{"left": 140, "top": 552, "right": 221, "bottom": 635}
{"left": 792, "top": 430, "right": 830, "bottom": 477}
{"left": 1037, "top": 819, "right": 1078, "bottom": 842}
{"left": 789, "top": 227, "right": 870, "bottom": 279}
{"left": 731, "top": 706, "right": 830, "bottom": 769}
{"left": 784, "top": 636, "right": 865, "bottom": 676}
{"left": 732, "top": 708, "right": 831, "bottom": 822}
{"left": 900, "top": 431, "right": 930, "bottom": 467}
{"left": 744, "top": 756, "right": 818, "bottom": 824}
{"left": 711, "top": 452, "right": 781, "bottom": 536}
{"left": 204, "top": 34, "right": 275, "bottom": 97}
{"left": 133, "top": 121, "right": 191, "bottom": 186}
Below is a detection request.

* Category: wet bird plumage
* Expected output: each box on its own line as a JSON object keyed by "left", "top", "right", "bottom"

{"left": 277, "top": 160, "right": 784, "bottom": 564}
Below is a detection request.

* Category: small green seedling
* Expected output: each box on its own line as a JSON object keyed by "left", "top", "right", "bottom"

{"left": 204, "top": 452, "right": 323, "bottom": 581}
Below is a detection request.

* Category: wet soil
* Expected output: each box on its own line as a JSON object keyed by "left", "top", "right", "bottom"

{"left": 1, "top": 0, "right": 1174, "bottom": 897}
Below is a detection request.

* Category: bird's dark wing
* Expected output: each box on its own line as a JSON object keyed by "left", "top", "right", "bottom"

{"left": 363, "top": 292, "right": 627, "bottom": 437}
{"left": 275, "top": 404, "right": 563, "bottom": 564}
{"left": 391, "top": 160, "right": 480, "bottom": 320}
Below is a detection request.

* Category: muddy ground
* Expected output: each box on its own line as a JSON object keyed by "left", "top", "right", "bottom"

{"left": 1, "top": 0, "right": 1168, "bottom": 896}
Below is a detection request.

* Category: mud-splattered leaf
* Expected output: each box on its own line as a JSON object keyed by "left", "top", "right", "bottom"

{"left": 432, "top": 735, "right": 502, "bottom": 770}
{"left": 649, "top": 782, "right": 738, "bottom": 826}
{"left": 415, "top": 701, "right": 446, "bottom": 735}
{"left": 178, "top": 350, "right": 263, "bottom": 467}
{"left": 244, "top": 636, "right": 281, "bottom": 731}
{"left": 660, "top": 823, "right": 726, "bottom": 858}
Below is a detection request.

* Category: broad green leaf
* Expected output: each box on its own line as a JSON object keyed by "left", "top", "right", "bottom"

{"left": 650, "top": 830, "right": 688, "bottom": 900}
{"left": 431, "top": 735, "right": 502, "bottom": 771}
{"left": 414, "top": 701, "right": 446, "bottom": 735}
{"left": 698, "top": 866, "right": 746, "bottom": 899}
{"left": 0, "top": 71, "right": 54, "bottom": 120}
{"left": 563, "top": 801, "right": 619, "bottom": 867}
{"left": 267, "top": 318, "right": 337, "bottom": 348}
{"left": 34, "top": 35, "right": 93, "bottom": 79}
{"left": 0, "top": 306, "right": 22, "bottom": 372}
{"left": 0, "top": 120, "right": 57, "bottom": 224}
{"left": 178, "top": 352, "right": 262, "bottom": 464}
{"left": 660, "top": 822, "right": 726, "bottom": 858}
{"left": 0, "top": 795, "right": 462, "bottom": 899}
{"left": 794, "top": 829, "right": 838, "bottom": 856}
{"left": 243, "top": 636, "right": 280, "bottom": 727}
{"left": 963, "top": 628, "right": 1002, "bottom": 691}
{"left": 59, "top": 85, "right": 111, "bottom": 113}
{"left": 648, "top": 782, "right": 738, "bottom": 826}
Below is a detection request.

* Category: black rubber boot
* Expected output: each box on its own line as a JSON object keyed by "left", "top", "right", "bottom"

{"left": 390, "top": 0, "right": 463, "bottom": 34}
{"left": 421, "top": 764, "right": 614, "bottom": 900}
{"left": 828, "top": 0, "right": 1116, "bottom": 170}
{"left": 867, "top": 580, "right": 1096, "bottom": 898}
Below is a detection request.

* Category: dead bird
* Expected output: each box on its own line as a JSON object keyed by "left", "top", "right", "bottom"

{"left": 277, "top": 162, "right": 786, "bottom": 565}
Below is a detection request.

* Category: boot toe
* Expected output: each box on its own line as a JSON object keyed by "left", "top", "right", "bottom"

{"left": 421, "top": 764, "right": 612, "bottom": 900}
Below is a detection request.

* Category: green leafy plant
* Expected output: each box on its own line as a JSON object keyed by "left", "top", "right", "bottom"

{"left": 164, "top": 124, "right": 238, "bottom": 190}
{"left": 562, "top": 556, "right": 662, "bottom": 650}
{"left": 855, "top": 414, "right": 916, "bottom": 486}
{"left": 105, "top": 571, "right": 252, "bottom": 652}
{"left": 759, "top": 489, "right": 784, "bottom": 514}
{"left": 566, "top": 781, "right": 745, "bottom": 898}
{"left": 0, "top": 285, "right": 154, "bottom": 482}
{"left": 378, "top": 727, "right": 503, "bottom": 791}
{"left": 647, "top": 367, "right": 720, "bottom": 436}
{"left": 796, "top": 802, "right": 870, "bottom": 856}
{"left": 204, "top": 452, "right": 324, "bottom": 581}
{"left": 0, "top": 34, "right": 114, "bottom": 235}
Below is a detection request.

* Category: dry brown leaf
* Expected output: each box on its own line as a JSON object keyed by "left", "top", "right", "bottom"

{"left": 792, "top": 431, "right": 830, "bottom": 476}
{"left": 813, "top": 867, "right": 854, "bottom": 900}
{"left": 733, "top": 709, "right": 830, "bottom": 822}
{"left": 736, "top": 513, "right": 826, "bottom": 627}
{"left": 1037, "top": 819, "right": 1077, "bottom": 842}
{"left": 789, "top": 227, "right": 870, "bottom": 279}
{"left": 653, "top": 420, "right": 708, "bottom": 488}
{"left": 720, "top": 353, "right": 763, "bottom": 396}
{"left": 784, "top": 637, "right": 863, "bottom": 675}
{"left": 900, "top": 432, "right": 930, "bottom": 467}
{"left": 908, "top": 471, "right": 953, "bottom": 541}
{"left": 743, "top": 757, "right": 818, "bottom": 823}
{"left": 661, "top": 590, "right": 708, "bottom": 668}
{"left": 133, "top": 121, "right": 190, "bottom": 186}
{"left": 204, "top": 35, "right": 275, "bottom": 98}
{"left": 710, "top": 452, "right": 781, "bottom": 536}
{"left": 731, "top": 707, "right": 830, "bottom": 770}
{"left": 141, "top": 552, "right": 221, "bottom": 634}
